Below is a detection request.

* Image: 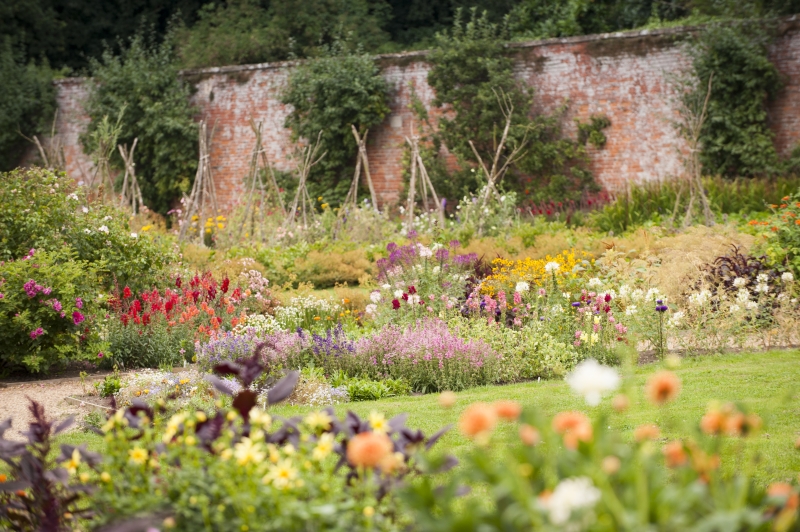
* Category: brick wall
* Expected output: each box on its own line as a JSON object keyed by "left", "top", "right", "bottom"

{"left": 48, "top": 18, "right": 800, "bottom": 210}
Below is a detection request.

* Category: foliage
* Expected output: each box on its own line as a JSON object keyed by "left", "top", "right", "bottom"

{"left": 590, "top": 175, "right": 800, "bottom": 234}
{"left": 422, "top": 9, "right": 602, "bottom": 203}
{"left": 92, "top": 354, "right": 452, "bottom": 531}
{"left": 84, "top": 31, "right": 198, "bottom": 215}
{"left": 402, "top": 365, "right": 792, "bottom": 531}
{"left": 689, "top": 21, "right": 782, "bottom": 177}
{"left": 95, "top": 373, "right": 122, "bottom": 398}
{"left": 0, "top": 249, "right": 108, "bottom": 374}
{"left": 0, "top": 399, "right": 102, "bottom": 530}
{"left": 0, "top": 167, "right": 175, "bottom": 292}
{"left": 0, "top": 40, "right": 55, "bottom": 171}
{"left": 754, "top": 192, "right": 800, "bottom": 276}
{"left": 282, "top": 43, "right": 390, "bottom": 205}
{"left": 179, "top": 0, "right": 392, "bottom": 68}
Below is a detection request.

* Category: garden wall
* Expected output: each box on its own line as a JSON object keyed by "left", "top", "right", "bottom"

{"left": 50, "top": 18, "right": 800, "bottom": 209}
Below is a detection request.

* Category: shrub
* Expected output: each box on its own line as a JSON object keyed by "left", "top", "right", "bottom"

{"left": 84, "top": 31, "right": 198, "bottom": 215}
{"left": 0, "top": 249, "right": 108, "bottom": 374}
{"left": 756, "top": 193, "right": 800, "bottom": 275}
{"left": 282, "top": 43, "right": 390, "bottom": 205}
{"left": 0, "top": 167, "right": 173, "bottom": 292}
{"left": 0, "top": 41, "right": 55, "bottom": 171}
{"left": 293, "top": 249, "right": 372, "bottom": 288}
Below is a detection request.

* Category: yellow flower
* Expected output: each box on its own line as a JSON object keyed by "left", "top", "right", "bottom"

{"left": 249, "top": 408, "right": 272, "bottom": 429}
{"left": 317, "top": 196, "right": 323, "bottom": 201}
{"left": 368, "top": 411, "right": 389, "bottom": 434}
{"left": 191, "top": 215, "right": 199, "bottom": 221}
{"left": 79, "top": 472, "right": 90, "bottom": 483}
{"left": 363, "top": 506, "right": 375, "bottom": 518}
{"left": 312, "top": 433, "right": 335, "bottom": 461}
{"left": 321, "top": 203, "right": 328, "bottom": 209}
{"left": 234, "top": 438, "right": 265, "bottom": 466}
{"left": 65, "top": 449, "right": 81, "bottom": 475}
{"left": 313, "top": 316, "right": 321, "bottom": 321}
{"left": 216, "top": 215, "right": 226, "bottom": 221}
{"left": 217, "top": 223, "right": 224, "bottom": 230}
{"left": 304, "top": 411, "right": 332, "bottom": 431}
{"left": 128, "top": 447, "right": 149, "bottom": 465}
{"left": 100, "top": 471, "right": 111, "bottom": 483}
{"left": 262, "top": 459, "right": 298, "bottom": 490}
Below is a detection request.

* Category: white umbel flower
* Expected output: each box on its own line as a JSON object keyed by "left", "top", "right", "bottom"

{"left": 733, "top": 277, "right": 747, "bottom": 288}
{"left": 515, "top": 281, "right": 530, "bottom": 293}
{"left": 587, "top": 277, "right": 603, "bottom": 289}
{"left": 544, "top": 262, "right": 560, "bottom": 273}
{"left": 782, "top": 272, "right": 794, "bottom": 283}
{"left": 565, "top": 359, "right": 620, "bottom": 407}
{"left": 540, "top": 477, "right": 601, "bottom": 526}
{"left": 98, "top": 225, "right": 109, "bottom": 234}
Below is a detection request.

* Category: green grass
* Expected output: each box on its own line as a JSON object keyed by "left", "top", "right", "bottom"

{"left": 61, "top": 350, "right": 800, "bottom": 484}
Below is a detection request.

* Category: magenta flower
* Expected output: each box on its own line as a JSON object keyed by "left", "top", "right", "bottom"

{"left": 52, "top": 300, "right": 62, "bottom": 312}
{"left": 97, "top": 352, "right": 104, "bottom": 358}
{"left": 75, "top": 297, "right": 83, "bottom": 309}
{"left": 30, "top": 328, "right": 44, "bottom": 339}
{"left": 72, "top": 311, "right": 85, "bottom": 325}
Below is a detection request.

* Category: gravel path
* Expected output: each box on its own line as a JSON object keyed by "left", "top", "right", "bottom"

{"left": 0, "top": 379, "right": 107, "bottom": 441}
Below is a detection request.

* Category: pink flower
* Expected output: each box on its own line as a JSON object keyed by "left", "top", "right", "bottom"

{"left": 52, "top": 300, "right": 62, "bottom": 312}
{"left": 574, "top": 330, "right": 582, "bottom": 339}
{"left": 538, "top": 288, "right": 546, "bottom": 297}
{"left": 97, "top": 352, "right": 104, "bottom": 358}
{"left": 574, "top": 340, "right": 581, "bottom": 347}
{"left": 513, "top": 292, "right": 522, "bottom": 305}
{"left": 30, "top": 328, "right": 44, "bottom": 339}
{"left": 72, "top": 311, "right": 85, "bottom": 325}
{"left": 75, "top": 297, "right": 83, "bottom": 309}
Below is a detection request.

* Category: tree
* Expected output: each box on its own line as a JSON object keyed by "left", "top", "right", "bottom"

{"left": 0, "top": 39, "right": 55, "bottom": 171}
{"left": 83, "top": 31, "right": 198, "bottom": 214}
{"left": 281, "top": 43, "right": 390, "bottom": 205}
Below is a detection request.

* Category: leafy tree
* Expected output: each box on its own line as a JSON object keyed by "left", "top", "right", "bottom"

{"left": 281, "top": 43, "right": 390, "bottom": 205}
{"left": 0, "top": 39, "right": 55, "bottom": 171}
{"left": 179, "top": 0, "right": 393, "bottom": 68}
{"left": 83, "top": 31, "right": 197, "bottom": 214}
{"left": 690, "top": 22, "right": 781, "bottom": 177}
{"left": 422, "top": 9, "right": 602, "bottom": 203}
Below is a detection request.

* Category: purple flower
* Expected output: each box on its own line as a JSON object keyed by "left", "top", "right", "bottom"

{"left": 571, "top": 301, "right": 581, "bottom": 307}
{"left": 449, "top": 240, "right": 461, "bottom": 249}
{"left": 656, "top": 299, "right": 663, "bottom": 305}
{"left": 407, "top": 229, "right": 418, "bottom": 239}
{"left": 0, "top": 293, "right": 4, "bottom": 299}
{"left": 30, "top": 327, "right": 44, "bottom": 339}
{"left": 72, "top": 311, "right": 85, "bottom": 325}
{"left": 655, "top": 305, "right": 668, "bottom": 312}
{"left": 75, "top": 297, "right": 83, "bottom": 309}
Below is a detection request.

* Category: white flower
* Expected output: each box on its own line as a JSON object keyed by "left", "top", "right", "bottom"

{"left": 755, "top": 283, "right": 769, "bottom": 294}
{"left": 565, "top": 359, "right": 620, "bottom": 407}
{"left": 645, "top": 288, "right": 661, "bottom": 301}
{"left": 365, "top": 304, "right": 377, "bottom": 315}
{"left": 544, "top": 262, "right": 560, "bottom": 273}
{"left": 515, "top": 281, "right": 530, "bottom": 293}
{"left": 630, "top": 289, "right": 644, "bottom": 301}
{"left": 432, "top": 266, "right": 440, "bottom": 275}
{"left": 98, "top": 225, "right": 109, "bottom": 234}
{"left": 782, "top": 272, "right": 794, "bottom": 283}
{"left": 587, "top": 277, "right": 603, "bottom": 289}
{"left": 540, "top": 477, "right": 601, "bottom": 526}
{"left": 745, "top": 301, "right": 758, "bottom": 310}
{"left": 733, "top": 277, "right": 747, "bottom": 288}
{"left": 130, "top": 232, "right": 138, "bottom": 238}
{"left": 688, "top": 290, "right": 711, "bottom": 306}
{"left": 381, "top": 284, "right": 391, "bottom": 290}
{"left": 728, "top": 304, "right": 740, "bottom": 313}
{"left": 68, "top": 193, "right": 78, "bottom": 201}
{"left": 83, "top": 228, "right": 91, "bottom": 234}
{"left": 103, "top": 215, "right": 112, "bottom": 221}
{"left": 370, "top": 291, "right": 382, "bottom": 303}
{"left": 736, "top": 289, "right": 750, "bottom": 303}
{"left": 625, "top": 305, "right": 638, "bottom": 316}
{"left": 417, "top": 244, "right": 433, "bottom": 258}
{"left": 408, "top": 294, "right": 420, "bottom": 306}
{"left": 777, "top": 293, "right": 787, "bottom": 301}
{"left": 757, "top": 273, "right": 769, "bottom": 283}
{"left": 618, "top": 284, "right": 631, "bottom": 298}
{"left": 668, "top": 311, "right": 684, "bottom": 327}
{"left": 394, "top": 290, "right": 404, "bottom": 299}
{"left": 81, "top": 206, "right": 89, "bottom": 213}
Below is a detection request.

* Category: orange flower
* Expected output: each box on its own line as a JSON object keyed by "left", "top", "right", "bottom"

{"left": 612, "top": 394, "right": 629, "bottom": 412}
{"left": 226, "top": 305, "right": 235, "bottom": 314}
{"left": 633, "top": 424, "right": 660, "bottom": 442}
{"left": 0, "top": 474, "right": 6, "bottom": 483}
{"left": 688, "top": 444, "right": 720, "bottom": 481}
{"left": 781, "top": 204, "right": 788, "bottom": 208}
{"left": 725, "top": 412, "right": 761, "bottom": 437}
{"left": 459, "top": 403, "right": 497, "bottom": 439}
{"left": 783, "top": 196, "right": 791, "bottom": 201}
{"left": 770, "top": 204, "right": 778, "bottom": 209}
{"left": 700, "top": 408, "right": 726, "bottom": 435}
{"left": 795, "top": 219, "right": 800, "bottom": 225}
{"left": 519, "top": 424, "right": 541, "bottom": 446}
{"left": 662, "top": 440, "right": 687, "bottom": 467}
{"left": 768, "top": 483, "right": 793, "bottom": 498}
{"left": 552, "top": 411, "right": 592, "bottom": 449}
{"left": 494, "top": 400, "right": 522, "bottom": 420}
{"left": 646, "top": 371, "right": 681, "bottom": 405}
{"left": 347, "top": 432, "right": 393, "bottom": 468}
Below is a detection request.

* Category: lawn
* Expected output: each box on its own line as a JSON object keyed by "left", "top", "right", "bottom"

{"left": 62, "top": 349, "right": 800, "bottom": 485}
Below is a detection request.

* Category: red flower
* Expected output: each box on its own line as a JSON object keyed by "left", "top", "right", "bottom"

{"left": 132, "top": 300, "right": 142, "bottom": 313}
{"left": 232, "top": 287, "right": 242, "bottom": 300}
{"left": 402, "top": 293, "right": 409, "bottom": 301}
{"left": 392, "top": 299, "right": 401, "bottom": 310}
{"left": 123, "top": 286, "right": 132, "bottom": 299}
{"left": 408, "top": 285, "right": 417, "bottom": 295}
{"left": 176, "top": 276, "right": 182, "bottom": 288}
{"left": 221, "top": 277, "right": 230, "bottom": 294}
{"left": 604, "top": 293, "right": 612, "bottom": 302}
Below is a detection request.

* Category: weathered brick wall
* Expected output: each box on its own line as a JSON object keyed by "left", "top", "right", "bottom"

{"left": 47, "top": 18, "right": 800, "bottom": 210}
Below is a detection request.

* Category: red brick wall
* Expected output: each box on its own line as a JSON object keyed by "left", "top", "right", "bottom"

{"left": 48, "top": 18, "right": 800, "bottom": 210}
